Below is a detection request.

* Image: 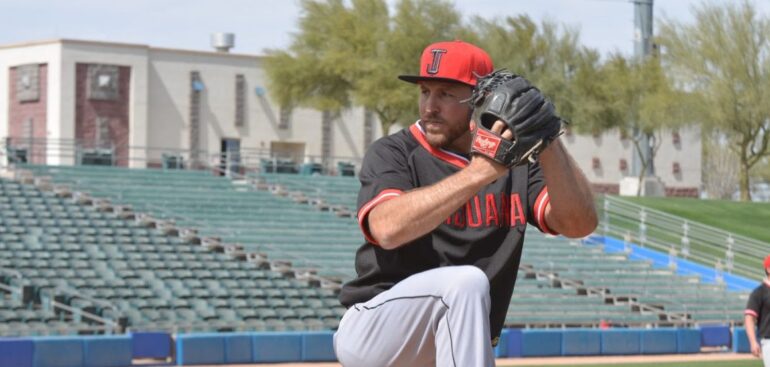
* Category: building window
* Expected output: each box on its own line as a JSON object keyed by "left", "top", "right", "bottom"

{"left": 321, "top": 111, "right": 333, "bottom": 170}
{"left": 364, "top": 109, "right": 374, "bottom": 149}
{"left": 16, "top": 64, "right": 40, "bottom": 102}
{"left": 235, "top": 74, "right": 245, "bottom": 127}
{"left": 279, "top": 105, "right": 291, "bottom": 130}
{"left": 96, "top": 117, "right": 111, "bottom": 148}
{"left": 619, "top": 159, "right": 628, "bottom": 172}
{"left": 189, "top": 71, "right": 203, "bottom": 165}
{"left": 592, "top": 157, "right": 601, "bottom": 170}
{"left": 87, "top": 64, "right": 119, "bottom": 101}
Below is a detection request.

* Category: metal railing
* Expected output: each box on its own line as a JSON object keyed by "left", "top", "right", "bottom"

{"left": 0, "top": 275, "right": 120, "bottom": 336}
{"left": 598, "top": 195, "right": 767, "bottom": 281}
{"left": 1, "top": 137, "right": 363, "bottom": 176}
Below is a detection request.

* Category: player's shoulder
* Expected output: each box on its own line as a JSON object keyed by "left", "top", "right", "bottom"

{"left": 366, "top": 126, "right": 419, "bottom": 157}
{"left": 750, "top": 284, "right": 767, "bottom": 297}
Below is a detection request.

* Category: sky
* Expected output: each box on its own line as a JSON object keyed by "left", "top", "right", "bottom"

{"left": 1, "top": 0, "right": 769, "bottom": 58}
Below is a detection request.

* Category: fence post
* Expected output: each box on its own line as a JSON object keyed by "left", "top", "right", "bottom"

{"left": 602, "top": 196, "right": 609, "bottom": 236}
{"left": 623, "top": 231, "right": 632, "bottom": 254}
{"left": 725, "top": 235, "right": 735, "bottom": 274}
{"left": 681, "top": 221, "right": 690, "bottom": 259}
{"left": 639, "top": 208, "right": 647, "bottom": 247}
{"left": 668, "top": 247, "right": 678, "bottom": 270}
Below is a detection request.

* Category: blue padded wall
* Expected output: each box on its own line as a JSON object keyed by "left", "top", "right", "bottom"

{"left": 302, "top": 332, "right": 336, "bottom": 362}
{"left": 700, "top": 325, "right": 731, "bottom": 347}
{"left": 732, "top": 327, "right": 758, "bottom": 353}
{"left": 600, "top": 329, "right": 641, "bottom": 355}
{"left": 521, "top": 330, "right": 562, "bottom": 357}
{"left": 82, "top": 335, "right": 132, "bottom": 367}
{"left": 176, "top": 333, "right": 226, "bottom": 366}
{"left": 33, "top": 337, "right": 84, "bottom": 367}
{"left": 640, "top": 329, "right": 678, "bottom": 354}
{"left": 677, "top": 328, "right": 701, "bottom": 354}
{"left": 131, "top": 332, "right": 171, "bottom": 359}
{"left": 562, "top": 329, "right": 601, "bottom": 356}
{"left": 225, "top": 333, "right": 253, "bottom": 364}
{"left": 0, "top": 338, "right": 33, "bottom": 367}
{"left": 506, "top": 329, "right": 523, "bottom": 357}
{"left": 252, "top": 332, "right": 302, "bottom": 363}
{"left": 494, "top": 329, "right": 510, "bottom": 358}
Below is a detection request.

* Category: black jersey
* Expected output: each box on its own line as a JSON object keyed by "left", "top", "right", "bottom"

{"left": 339, "top": 122, "right": 555, "bottom": 339}
{"left": 746, "top": 280, "right": 770, "bottom": 338}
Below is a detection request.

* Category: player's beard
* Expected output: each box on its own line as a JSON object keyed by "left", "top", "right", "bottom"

{"left": 420, "top": 113, "right": 473, "bottom": 153}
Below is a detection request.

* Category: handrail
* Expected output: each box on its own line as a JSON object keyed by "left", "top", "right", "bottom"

{"left": 138, "top": 202, "right": 352, "bottom": 282}
{"left": 0, "top": 280, "right": 120, "bottom": 334}
{"left": 600, "top": 195, "right": 767, "bottom": 280}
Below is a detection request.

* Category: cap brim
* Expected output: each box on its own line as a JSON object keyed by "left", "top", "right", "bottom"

{"left": 398, "top": 75, "right": 474, "bottom": 86}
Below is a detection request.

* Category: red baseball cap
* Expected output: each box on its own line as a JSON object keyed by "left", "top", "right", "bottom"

{"left": 764, "top": 255, "right": 770, "bottom": 270}
{"left": 398, "top": 40, "right": 494, "bottom": 87}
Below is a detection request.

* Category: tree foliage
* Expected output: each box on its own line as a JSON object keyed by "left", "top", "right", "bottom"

{"left": 470, "top": 15, "right": 586, "bottom": 122}
{"left": 658, "top": 0, "right": 770, "bottom": 200}
{"left": 263, "top": 0, "right": 466, "bottom": 135}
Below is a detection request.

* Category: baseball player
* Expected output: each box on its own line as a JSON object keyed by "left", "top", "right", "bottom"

{"left": 745, "top": 255, "right": 770, "bottom": 366}
{"left": 333, "top": 40, "right": 597, "bottom": 366}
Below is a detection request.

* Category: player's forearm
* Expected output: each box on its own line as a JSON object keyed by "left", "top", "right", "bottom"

{"left": 539, "top": 139, "right": 598, "bottom": 237}
{"left": 368, "top": 158, "right": 503, "bottom": 249}
{"left": 746, "top": 315, "right": 758, "bottom": 342}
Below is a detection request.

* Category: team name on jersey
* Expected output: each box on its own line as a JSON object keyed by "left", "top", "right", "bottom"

{"left": 444, "top": 192, "right": 526, "bottom": 229}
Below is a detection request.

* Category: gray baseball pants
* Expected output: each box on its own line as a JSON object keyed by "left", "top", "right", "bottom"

{"left": 333, "top": 265, "right": 495, "bottom": 367}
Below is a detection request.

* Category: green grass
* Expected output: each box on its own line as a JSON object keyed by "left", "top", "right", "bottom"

{"left": 622, "top": 196, "right": 770, "bottom": 244}
{"left": 500, "top": 359, "right": 762, "bottom": 367}
{"left": 597, "top": 195, "right": 770, "bottom": 279}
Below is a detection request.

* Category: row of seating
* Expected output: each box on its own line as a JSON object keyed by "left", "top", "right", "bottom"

{"left": 17, "top": 165, "right": 753, "bottom": 331}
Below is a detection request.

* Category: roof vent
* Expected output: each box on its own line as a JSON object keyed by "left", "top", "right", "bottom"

{"left": 211, "top": 33, "right": 235, "bottom": 53}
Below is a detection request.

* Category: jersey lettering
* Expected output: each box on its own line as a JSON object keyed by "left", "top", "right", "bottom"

{"left": 485, "top": 193, "right": 499, "bottom": 227}
{"left": 467, "top": 196, "right": 483, "bottom": 228}
{"left": 445, "top": 192, "right": 525, "bottom": 229}
{"left": 426, "top": 49, "right": 447, "bottom": 75}
{"left": 510, "top": 193, "right": 526, "bottom": 226}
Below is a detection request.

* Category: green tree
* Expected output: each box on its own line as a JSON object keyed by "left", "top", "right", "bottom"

{"left": 658, "top": 0, "right": 770, "bottom": 201}
{"left": 570, "top": 51, "right": 685, "bottom": 195}
{"left": 263, "top": 0, "right": 466, "bottom": 136}
{"left": 470, "top": 15, "right": 586, "bottom": 121}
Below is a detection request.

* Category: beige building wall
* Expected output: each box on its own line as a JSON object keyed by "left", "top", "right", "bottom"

{"left": 562, "top": 126, "right": 702, "bottom": 193}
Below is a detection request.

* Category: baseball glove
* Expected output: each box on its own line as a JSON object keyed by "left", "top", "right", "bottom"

{"left": 468, "top": 70, "right": 564, "bottom": 167}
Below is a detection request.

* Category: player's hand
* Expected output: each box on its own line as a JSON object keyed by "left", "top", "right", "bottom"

{"left": 750, "top": 341, "right": 761, "bottom": 357}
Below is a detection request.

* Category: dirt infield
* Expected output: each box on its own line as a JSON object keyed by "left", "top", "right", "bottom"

{"left": 178, "top": 352, "right": 756, "bottom": 366}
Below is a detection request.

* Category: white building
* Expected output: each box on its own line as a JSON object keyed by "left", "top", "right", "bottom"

{"left": 0, "top": 38, "right": 378, "bottom": 174}
{"left": 0, "top": 38, "right": 701, "bottom": 196}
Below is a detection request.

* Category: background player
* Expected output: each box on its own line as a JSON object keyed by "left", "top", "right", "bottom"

{"left": 745, "top": 254, "right": 770, "bottom": 366}
{"left": 333, "top": 40, "right": 597, "bottom": 366}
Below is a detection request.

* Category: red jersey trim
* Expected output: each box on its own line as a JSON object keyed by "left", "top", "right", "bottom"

{"left": 358, "top": 189, "right": 404, "bottom": 245}
{"left": 409, "top": 123, "right": 469, "bottom": 169}
{"left": 534, "top": 187, "right": 558, "bottom": 235}
{"left": 745, "top": 309, "right": 759, "bottom": 318}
